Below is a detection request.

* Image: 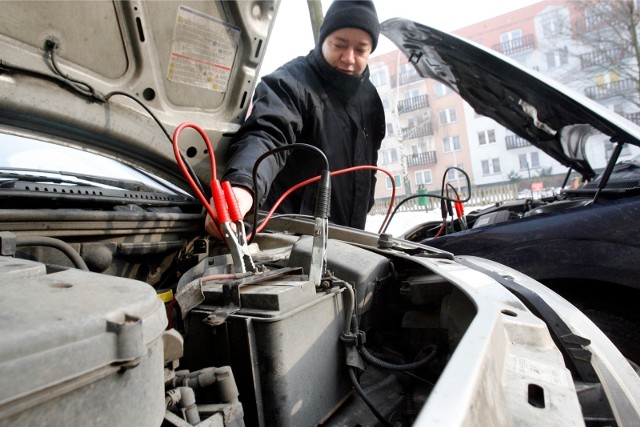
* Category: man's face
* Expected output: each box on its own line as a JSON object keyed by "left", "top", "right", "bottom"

{"left": 321, "top": 28, "right": 373, "bottom": 77}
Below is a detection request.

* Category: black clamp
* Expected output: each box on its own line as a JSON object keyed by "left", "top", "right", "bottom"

{"left": 340, "top": 330, "right": 366, "bottom": 347}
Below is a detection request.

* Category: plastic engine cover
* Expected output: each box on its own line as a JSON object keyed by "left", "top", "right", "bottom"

{"left": 0, "top": 256, "right": 167, "bottom": 427}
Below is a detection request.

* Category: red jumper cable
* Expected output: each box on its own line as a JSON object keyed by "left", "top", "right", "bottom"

{"left": 172, "top": 123, "right": 255, "bottom": 273}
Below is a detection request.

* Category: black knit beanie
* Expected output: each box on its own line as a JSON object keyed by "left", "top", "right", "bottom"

{"left": 318, "top": 0, "right": 380, "bottom": 52}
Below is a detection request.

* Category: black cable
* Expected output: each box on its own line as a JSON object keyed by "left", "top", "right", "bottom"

{"left": 16, "top": 236, "right": 89, "bottom": 271}
{"left": 248, "top": 143, "right": 329, "bottom": 244}
{"left": 314, "top": 169, "right": 331, "bottom": 219}
{"left": 341, "top": 284, "right": 437, "bottom": 426}
{"left": 359, "top": 344, "right": 437, "bottom": 371}
{"left": 44, "top": 39, "right": 105, "bottom": 102}
{"left": 381, "top": 166, "right": 471, "bottom": 234}
{"left": 4, "top": 39, "right": 207, "bottom": 200}
{"left": 104, "top": 91, "right": 206, "bottom": 198}
{"left": 348, "top": 367, "right": 394, "bottom": 427}
{"left": 12, "top": 39, "right": 207, "bottom": 199}
{"left": 440, "top": 166, "right": 468, "bottom": 199}
{"left": 381, "top": 193, "right": 468, "bottom": 234}
{"left": 0, "top": 59, "right": 80, "bottom": 93}
{"left": 105, "top": 91, "right": 172, "bottom": 141}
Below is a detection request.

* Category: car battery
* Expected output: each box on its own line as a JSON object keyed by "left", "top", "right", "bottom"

{"left": 187, "top": 271, "right": 350, "bottom": 427}
{"left": 0, "top": 256, "right": 167, "bottom": 427}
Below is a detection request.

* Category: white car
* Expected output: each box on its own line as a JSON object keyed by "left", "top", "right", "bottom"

{"left": 0, "top": 2, "right": 639, "bottom": 426}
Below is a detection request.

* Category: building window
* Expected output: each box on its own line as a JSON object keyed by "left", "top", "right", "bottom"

{"left": 411, "top": 142, "right": 428, "bottom": 155}
{"left": 408, "top": 111, "right": 430, "bottom": 128}
{"left": 492, "top": 158, "right": 502, "bottom": 173}
{"left": 443, "top": 136, "right": 461, "bottom": 153}
{"left": 439, "top": 107, "right": 457, "bottom": 124}
{"left": 541, "top": 11, "right": 565, "bottom": 37}
{"left": 400, "top": 62, "right": 415, "bottom": 73}
{"left": 381, "top": 148, "right": 398, "bottom": 165}
{"left": 385, "top": 174, "right": 402, "bottom": 190}
{"left": 519, "top": 153, "right": 528, "bottom": 170}
{"left": 482, "top": 158, "right": 502, "bottom": 175}
{"left": 370, "top": 68, "right": 387, "bottom": 87}
{"left": 404, "top": 89, "right": 420, "bottom": 100}
{"left": 415, "top": 169, "right": 433, "bottom": 185}
{"left": 500, "top": 29, "right": 522, "bottom": 45}
{"left": 399, "top": 62, "right": 419, "bottom": 85}
{"left": 386, "top": 123, "right": 394, "bottom": 136}
{"left": 596, "top": 71, "right": 619, "bottom": 85}
{"left": 519, "top": 152, "right": 540, "bottom": 171}
{"left": 478, "top": 129, "right": 496, "bottom": 145}
{"left": 530, "top": 151, "right": 540, "bottom": 168}
{"left": 560, "top": 47, "right": 569, "bottom": 65}
{"left": 434, "top": 82, "right": 450, "bottom": 97}
{"left": 447, "top": 164, "right": 465, "bottom": 181}
{"left": 546, "top": 47, "right": 569, "bottom": 68}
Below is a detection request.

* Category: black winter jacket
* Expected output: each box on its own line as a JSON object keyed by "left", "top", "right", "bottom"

{"left": 222, "top": 46, "right": 385, "bottom": 229}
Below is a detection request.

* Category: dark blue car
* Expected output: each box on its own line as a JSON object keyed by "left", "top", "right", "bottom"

{"left": 383, "top": 19, "right": 640, "bottom": 362}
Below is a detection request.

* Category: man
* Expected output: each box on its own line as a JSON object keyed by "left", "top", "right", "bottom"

{"left": 206, "top": 0, "right": 385, "bottom": 236}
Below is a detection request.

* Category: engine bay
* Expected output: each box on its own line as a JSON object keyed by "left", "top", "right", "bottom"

{"left": 0, "top": 216, "right": 595, "bottom": 426}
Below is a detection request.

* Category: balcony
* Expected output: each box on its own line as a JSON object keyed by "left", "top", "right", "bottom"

{"left": 491, "top": 34, "right": 535, "bottom": 56}
{"left": 402, "top": 122, "right": 434, "bottom": 140}
{"left": 584, "top": 79, "right": 636, "bottom": 100}
{"left": 397, "top": 95, "right": 430, "bottom": 114}
{"left": 398, "top": 69, "right": 422, "bottom": 86}
{"left": 575, "top": 15, "right": 609, "bottom": 35}
{"left": 580, "top": 48, "right": 628, "bottom": 69}
{"left": 624, "top": 112, "right": 640, "bottom": 126}
{"left": 505, "top": 135, "right": 531, "bottom": 150}
{"left": 405, "top": 151, "right": 437, "bottom": 167}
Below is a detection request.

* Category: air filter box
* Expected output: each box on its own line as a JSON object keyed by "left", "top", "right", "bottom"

{"left": 0, "top": 256, "right": 167, "bottom": 427}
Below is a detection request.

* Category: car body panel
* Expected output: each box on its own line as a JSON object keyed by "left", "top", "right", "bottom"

{"left": 1, "top": 5, "right": 639, "bottom": 427}
{"left": 426, "top": 195, "right": 640, "bottom": 289}
{"left": 381, "top": 18, "right": 640, "bottom": 181}
{"left": 382, "top": 17, "right": 640, "bottom": 366}
{"left": 0, "top": 0, "right": 280, "bottom": 194}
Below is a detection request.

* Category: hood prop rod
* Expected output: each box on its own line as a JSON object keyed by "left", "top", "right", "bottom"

{"left": 592, "top": 139, "right": 624, "bottom": 205}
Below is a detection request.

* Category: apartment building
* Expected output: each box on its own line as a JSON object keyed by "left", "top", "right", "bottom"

{"left": 370, "top": 0, "right": 640, "bottom": 198}
{"left": 369, "top": 50, "right": 473, "bottom": 201}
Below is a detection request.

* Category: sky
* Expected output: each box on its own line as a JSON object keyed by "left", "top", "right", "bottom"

{"left": 259, "top": 0, "right": 542, "bottom": 77}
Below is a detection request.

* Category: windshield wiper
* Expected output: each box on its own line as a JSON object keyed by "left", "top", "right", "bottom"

{"left": 0, "top": 168, "right": 163, "bottom": 193}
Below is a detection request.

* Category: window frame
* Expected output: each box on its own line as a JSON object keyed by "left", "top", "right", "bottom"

{"left": 415, "top": 169, "right": 433, "bottom": 186}
{"left": 385, "top": 174, "right": 403, "bottom": 190}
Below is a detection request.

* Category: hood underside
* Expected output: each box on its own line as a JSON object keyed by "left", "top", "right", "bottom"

{"left": 381, "top": 18, "right": 640, "bottom": 180}
{"left": 0, "top": 1, "right": 280, "bottom": 194}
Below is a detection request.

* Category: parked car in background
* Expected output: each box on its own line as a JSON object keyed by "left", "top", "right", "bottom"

{"left": 1, "top": 2, "right": 639, "bottom": 426}
{"left": 387, "top": 17, "right": 640, "bottom": 363}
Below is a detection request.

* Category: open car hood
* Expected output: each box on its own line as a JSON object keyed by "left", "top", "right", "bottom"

{"left": 0, "top": 1, "right": 280, "bottom": 194}
{"left": 381, "top": 18, "right": 640, "bottom": 180}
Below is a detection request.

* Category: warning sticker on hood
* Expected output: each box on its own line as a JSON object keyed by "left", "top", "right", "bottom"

{"left": 168, "top": 5, "right": 240, "bottom": 92}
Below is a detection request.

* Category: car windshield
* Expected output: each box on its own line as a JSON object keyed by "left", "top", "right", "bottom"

{"left": 0, "top": 132, "right": 187, "bottom": 195}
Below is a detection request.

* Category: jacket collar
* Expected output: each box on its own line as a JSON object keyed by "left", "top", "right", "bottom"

{"left": 309, "top": 46, "right": 369, "bottom": 104}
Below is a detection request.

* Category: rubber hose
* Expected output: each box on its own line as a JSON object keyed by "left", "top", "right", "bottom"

{"left": 348, "top": 367, "right": 393, "bottom": 427}
{"left": 17, "top": 236, "right": 89, "bottom": 271}
{"left": 359, "top": 344, "right": 437, "bottom": 371}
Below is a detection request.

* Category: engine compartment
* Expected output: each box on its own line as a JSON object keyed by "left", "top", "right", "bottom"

{"left": 173, "top": 234, "right": 463, "bottom": 426}
{"left": 0, "top": 216, "right": 592, "bottom": 426}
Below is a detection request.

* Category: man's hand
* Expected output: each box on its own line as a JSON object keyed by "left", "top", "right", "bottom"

{"left": 205, "top": 186, "right": 254, "bottom": 239}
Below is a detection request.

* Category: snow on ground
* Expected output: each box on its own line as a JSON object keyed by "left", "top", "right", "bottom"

{"left": 365, "top": 208, "right": 444, "bottom": 237}
{"left": 365, "top": 204, "right": 495, "bottom": 237}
